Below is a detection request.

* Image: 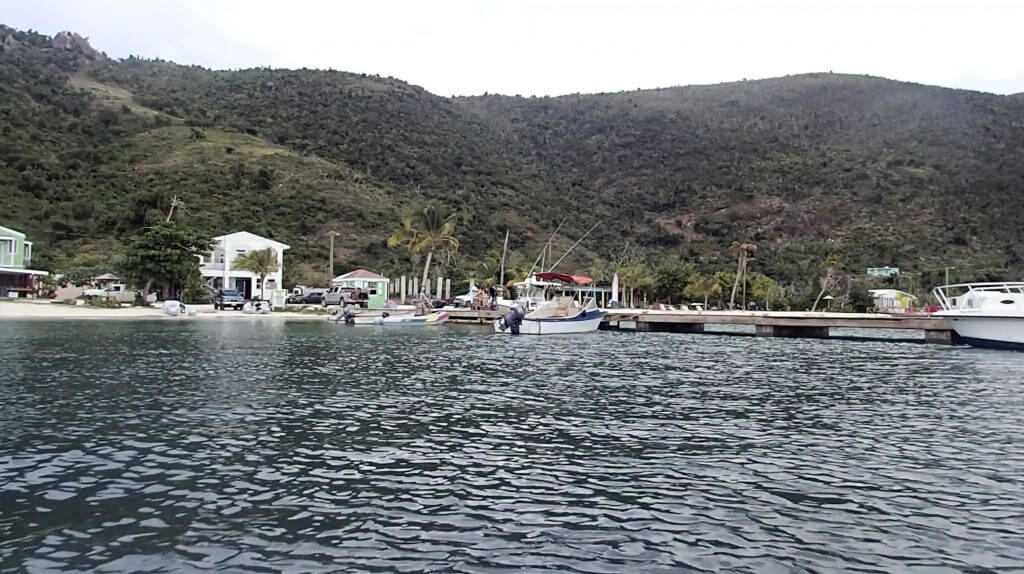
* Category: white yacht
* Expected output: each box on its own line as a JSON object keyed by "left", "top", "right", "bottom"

{"left": 933, "top": 282, "right": 1024, "bottom": 350}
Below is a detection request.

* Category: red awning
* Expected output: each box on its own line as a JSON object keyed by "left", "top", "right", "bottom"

{"left": 535, "top": 272, "right": 593, "bottom": 285}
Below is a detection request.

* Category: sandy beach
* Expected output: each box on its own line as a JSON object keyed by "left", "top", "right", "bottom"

{"left": 0, "top": 300, "right": 329, "bottom": 321}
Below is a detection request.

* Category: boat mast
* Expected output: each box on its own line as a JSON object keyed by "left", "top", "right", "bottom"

{"left": 499, "top": 229, "right": 510, "bottom": 292}
{"left": 528, "top": 219, "right": 566, "bottom": 276}
{"left": 548, "top": 221, "right": 601, "bottom": 272}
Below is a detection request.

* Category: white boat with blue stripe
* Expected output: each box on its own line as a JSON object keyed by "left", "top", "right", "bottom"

{"left": 494, "top": 296, "right": 605, "bottom": 335}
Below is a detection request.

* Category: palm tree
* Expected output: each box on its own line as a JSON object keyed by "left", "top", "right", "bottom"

{"left": 387, "top": 204, "right": 459, "bottom": 296}
{"left": 712, "top": 271, "right": 736, "bottom": 309}
{"left": 684, "top": 274, "right": 722, "bottom": 307}
{"left": 469, "top": 251, "right": 502, "bottom": 288}
{"left": 617, "top": 262, "right": 654, "bottom": 307}
{"left": 233, "top": 248, "right": 279, "bottom": 301}
{"left": 748, "top": 272, "right": 785, "bottom": 311}
{"left": 729, "top": 241, "right": 757, "bottom": 309}
{"left": 811, "top": 254, "right": 843, "bottom": 312}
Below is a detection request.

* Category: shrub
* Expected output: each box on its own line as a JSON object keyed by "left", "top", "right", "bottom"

{"left": 87, "top": 297, "right": 122, "bottom": 308}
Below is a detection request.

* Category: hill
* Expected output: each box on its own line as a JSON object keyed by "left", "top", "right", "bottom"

{"left": 2, "top": 24, "right": 1024, "bottom": 298}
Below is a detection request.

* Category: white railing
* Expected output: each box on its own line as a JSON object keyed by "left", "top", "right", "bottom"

{"left": 933, "top": 282, "right": 1024, "bottom": 310}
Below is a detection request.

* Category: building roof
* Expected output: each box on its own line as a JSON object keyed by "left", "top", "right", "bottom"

{"left": 334, "top": 269, "right": 386, "bottom": 281}
{"left": 869, "top": 289, "right": 917, "bottom": 300}
{"left": 212, "top": 231, "right": 290, "bottom": 249}
{"left": 94, "top": 272, "right": 121, "bottom": 280}
{"left": 0, "top": 225, "right": 26, "bottom": 239}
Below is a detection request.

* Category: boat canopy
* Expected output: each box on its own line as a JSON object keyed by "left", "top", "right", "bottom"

{"left": 534, "top": 272, "right": 593, "bottom": 285}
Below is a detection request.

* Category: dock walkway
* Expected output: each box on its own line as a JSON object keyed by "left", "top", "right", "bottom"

{"left": 443, "top": 308, "right": 956, "bottom": 344}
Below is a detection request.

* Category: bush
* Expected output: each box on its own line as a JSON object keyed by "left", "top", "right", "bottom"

{"left": 87, "top": 297, "right": 122, "bottom": 308}
{"left": 58, "top": 298, "right": 79, "bottom": 305}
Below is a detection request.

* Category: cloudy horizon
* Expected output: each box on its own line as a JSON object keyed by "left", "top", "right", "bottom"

{"left": 3, "top": 0, "right": 1023, "bottom": 97}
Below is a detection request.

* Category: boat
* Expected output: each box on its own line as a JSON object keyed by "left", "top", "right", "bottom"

{"left": 494, "top": 296, "right": 605, "bottom": 335}
{"left": 348, "top": 310, "right": 449, "bottom": 326}
{"left": 933, "top": 282, "right": 1024, "bottom": 350}
{"left": 162, "top": 300, "right": 196, "bottom": 317}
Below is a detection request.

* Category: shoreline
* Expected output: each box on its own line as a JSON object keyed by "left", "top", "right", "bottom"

{"left": 0, "top": 301, "right": 329, "bottom": 321}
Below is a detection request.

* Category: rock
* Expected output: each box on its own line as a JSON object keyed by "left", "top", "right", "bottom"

{"left": 1, "top": 33, "right": 19, "bottom": 52}
{"left": 51, "top": 31, "right": 98, "bottom": 59}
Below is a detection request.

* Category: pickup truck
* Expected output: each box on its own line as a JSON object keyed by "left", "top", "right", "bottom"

{"left": 321, "top": 286, "right": 369, "bottom": 308}
{"left": 83, "top": 284, "right": 148, "bottom": 304}
{"left": 213, "top": 289, "right": 245, "bottom": 310}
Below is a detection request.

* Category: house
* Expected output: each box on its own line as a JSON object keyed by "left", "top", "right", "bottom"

{"left": 332, "top": 269, "right": 390, "bottom": 309}
{"left": 0, "top": 225, "right": 48, "bottom": 298}
{"left": 198, "top": 231, "right": 289, "bottom": 299}
{"left": 867, "top": 266, "right": 900, "bottom": 278}
{"left": 869, "top": 289, "right": 917, "bottom": 313}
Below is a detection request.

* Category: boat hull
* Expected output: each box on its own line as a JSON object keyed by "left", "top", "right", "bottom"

{"left": 354, "top": 311, "right": 449, "bottom": 326}
{"left": 940, "top": 314, "right": 1024, "bottom": 350}
{"left": 493, "top": 311, "right": 605, "bottom": 335}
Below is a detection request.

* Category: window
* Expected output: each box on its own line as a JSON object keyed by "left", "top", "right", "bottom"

{"left": 24, "top": 242, "right": 31, "bottom": 264}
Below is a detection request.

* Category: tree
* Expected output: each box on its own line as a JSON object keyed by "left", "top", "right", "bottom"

{"left": 387, "top": 204, "right": 459, "bottom": 296}
{"left": 684, "top": 273, "right": 722, "bottom": 307}
{"left": 467, "top": 251, "right": 502, "bottom": 288}
{"left": 121, "top": 222, "right": 211, "bottom": 299}
{"left": 617, "top": 262, "right": 654, "bottom": 307}
{"left": 748, "top": 272, "right": 786, "bottom": 310}
{"left": 729, "top": 241, "right": 757, "bottom": 309}
{"left": 811, "top": 254, "right": 843, "bottom": 312}
{"left": 234, "top": 248, "right": 280, "bottom": 301}
{"left": 712, "top": 271, "right": 736, "bottom": 308}
{"left": 653, "top": 260, "right": 695, "bottom": 304}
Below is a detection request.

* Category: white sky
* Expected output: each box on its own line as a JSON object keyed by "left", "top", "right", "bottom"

{"left": 3, "top": 0, "right": 1023, "bottom": 96}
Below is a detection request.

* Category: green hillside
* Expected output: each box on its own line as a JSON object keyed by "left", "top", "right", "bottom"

{"left": 2, "top": 24, "right": 1023, "bottom": 298}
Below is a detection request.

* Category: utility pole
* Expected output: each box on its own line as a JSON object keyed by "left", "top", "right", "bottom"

{"left": 327, "top": 231, "right": 340, "bottom": 281}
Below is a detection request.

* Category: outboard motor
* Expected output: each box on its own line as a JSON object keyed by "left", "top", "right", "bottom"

{"left": 498, "top": 305, "right": 526, "bottom": 334}
{"left": 338, "top": 307, "right": 355, "bottom": 325}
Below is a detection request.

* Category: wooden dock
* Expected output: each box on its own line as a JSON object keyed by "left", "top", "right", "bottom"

{"left": 443, "top": 308, "right": 957, "bottom": 344}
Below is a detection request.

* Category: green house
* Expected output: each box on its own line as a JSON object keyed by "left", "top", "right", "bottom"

{"left": 0, "top": 225, "right": 48, "bottom": 297}
{"left": 332, "top": 269, "right": 391, "bottom": 309}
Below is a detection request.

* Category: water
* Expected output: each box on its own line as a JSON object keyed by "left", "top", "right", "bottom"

{"left": 2, "top": 320, "right": 1024, "bottom": 573}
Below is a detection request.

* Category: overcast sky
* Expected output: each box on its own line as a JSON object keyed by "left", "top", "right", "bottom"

{"left": 3, "top": 0, "right": 1023, "bottom": 96}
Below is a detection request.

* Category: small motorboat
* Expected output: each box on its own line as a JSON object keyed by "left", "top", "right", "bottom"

{"left": 494, "top": 296, "right": 605, "bottom": 335}
{"left": 242, "top": 300, "right": 272, "bottom": 314}
{"left": 933, "top": 282, "right": 1024, "bottom": 350}
{"left": 162, "top": 300, "right": 196, "bottom": 317}
{"left": 344, "top": 310, "right": 450, "bottom": 326}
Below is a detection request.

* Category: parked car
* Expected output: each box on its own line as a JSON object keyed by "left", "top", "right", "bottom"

{"left": 288, "top": 289, "right": 325, "bottom": 305}
{"left": 213, "top": 289, "right": 245, "bottom": 310}
{"left": 322, "top": 286, "right": 369, "bottom": 308}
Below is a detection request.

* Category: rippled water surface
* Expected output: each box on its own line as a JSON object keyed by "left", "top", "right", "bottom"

{"left": 2, "top": 320, "right": 1024, "bottom": 572}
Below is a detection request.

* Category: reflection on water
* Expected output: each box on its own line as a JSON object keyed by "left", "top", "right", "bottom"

{"left": 2, "top": 320, "right": 1024, "bottom": 572}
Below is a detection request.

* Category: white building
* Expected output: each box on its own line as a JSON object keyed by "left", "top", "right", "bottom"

{"left": 198, "top": 231, "right": 289, "bottom": 299}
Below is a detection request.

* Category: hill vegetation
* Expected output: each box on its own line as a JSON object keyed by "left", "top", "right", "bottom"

{"left": 2, "top": 24, "right": 1023, "bottom": 305}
